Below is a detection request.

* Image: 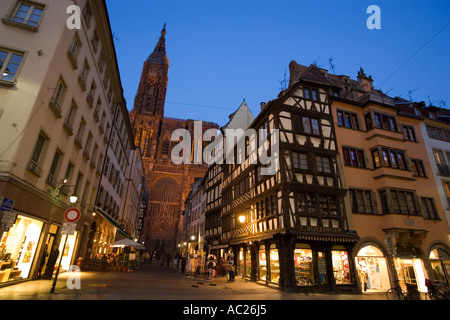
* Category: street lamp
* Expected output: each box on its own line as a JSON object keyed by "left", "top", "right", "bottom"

{"left": 56, "top": 179, "right": 78, "bottom": 204}
{"left": 238, "top": 215, "right": 246, "bottom": 224}
{"left": 69, "top": 194, "right": 78, "bottom": 204}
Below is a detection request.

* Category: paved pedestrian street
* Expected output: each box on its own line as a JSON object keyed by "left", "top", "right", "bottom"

{"left": 0, "top": 263, "right": 442, "bottom": 319}
{"left": 0, "top": 263, "right": 387, "bottom": 301}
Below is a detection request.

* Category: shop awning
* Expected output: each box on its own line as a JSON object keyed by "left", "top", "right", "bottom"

{"left": 296, "top": 234, "right": 359, "bottom": 243}
{"left": 94, "top": 207, "right": 133, "bottom": 240}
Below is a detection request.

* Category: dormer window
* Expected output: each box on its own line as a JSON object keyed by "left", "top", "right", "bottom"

{"left": 429, "top": 113, "right": 436, "bottom": 119}
{"left": 414, "top": 108, "right": 421, "bottom": 116}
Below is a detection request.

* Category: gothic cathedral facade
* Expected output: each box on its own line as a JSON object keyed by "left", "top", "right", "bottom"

{"left": 129, "top": 25, "right": 218, "bottom": 254}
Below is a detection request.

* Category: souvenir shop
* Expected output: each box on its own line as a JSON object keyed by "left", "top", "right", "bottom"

{"left": 355, "top": 244, "right": 390, "bottom": 293}
{"left": 232, "top": 235, "right": 359, "bottom": 293}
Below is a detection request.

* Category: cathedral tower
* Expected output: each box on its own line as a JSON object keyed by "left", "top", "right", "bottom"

{"left": 132, "top": 24, "right": 168, "bottom": 117}
{"left": 129, "top": 26, "right": 219, "bottom": 254}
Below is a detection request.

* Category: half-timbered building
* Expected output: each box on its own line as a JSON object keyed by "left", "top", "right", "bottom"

{"left": 220, "top": 64, "right": 359, "bottom": 293}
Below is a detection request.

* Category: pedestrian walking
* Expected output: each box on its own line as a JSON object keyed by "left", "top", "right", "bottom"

{"left": 44, "top": 245, "right": 60, "bottom": 280}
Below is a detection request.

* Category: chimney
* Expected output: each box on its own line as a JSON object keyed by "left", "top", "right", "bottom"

{"left": 260, "top": 102, "right": 266, "bottom": 111}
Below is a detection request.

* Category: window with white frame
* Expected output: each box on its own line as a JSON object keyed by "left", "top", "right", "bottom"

{"left": 0, "top": 49, "right": 24, "bottom": 83}
{"left": 3, "top": 1, "right": 45, "bottom": 30}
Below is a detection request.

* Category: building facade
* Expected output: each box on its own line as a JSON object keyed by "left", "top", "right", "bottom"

{"left": 0, "top": 0, "right": 130, "bottom": 283}
{"left": 182, "top": 177, "right": 206, "bottom": 261}
{"left": 128, "top": 26, "right": 219, "bottom": 256}
{"left": 218, "top": 66, "right": 359, "bottom": 293}
{"left": 288, "top": 61, "right": 450, "bottom": 294}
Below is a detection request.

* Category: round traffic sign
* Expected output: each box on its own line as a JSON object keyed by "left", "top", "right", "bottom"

{"left": 64, "top": 207, "right": 81, "bottom": 223}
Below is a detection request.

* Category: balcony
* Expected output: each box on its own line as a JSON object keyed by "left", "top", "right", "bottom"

{"left": 48, "top": 100, "right": 62, "bottom": 119}
{"left": 77, "top": 74, "right": 87, "bottom": 91}
{"left": 66, "top": 49, "right": 78, "bottom": 69}
{"left": 26, "top": 160, "right": 43, "bottom": 177}
{"left": 86, "top": 93, "right": 94, "bottom": 108}
{"left": 74, "top": 136, "right": 83, "bottom": 149}
{"left": 83, "top": 149, "right": 90, "bottom": 160}
{"left": 63, "top": 119, "right": 74, "bottom": 136}
{"left": 45, "top": 174, "right": 58, "bottom": 188}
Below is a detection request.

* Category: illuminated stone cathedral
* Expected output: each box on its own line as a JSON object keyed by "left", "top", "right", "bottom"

{"left": 129, "top": 25, "right": 218, "bottom": 254}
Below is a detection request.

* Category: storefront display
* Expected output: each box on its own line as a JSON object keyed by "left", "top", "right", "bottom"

{"left": 332, "top": 248, "right": 351, "bottom": 284}
{"left": 269, "top": 244, "right": 279, "bottom": 284}
{"left": 57, "top": 232, "right": 78, "bottom": 272}
{"left": 0, "top": 215, "right": 44, "bottom": 283}
{"left": 294, "top": 244, "right": 314, "bottom": 286}
{"left": 259, "top": 245, "right": 267, "bottom": 281}
{"left": 429, "top": 248, "right": 450, "bottom": 284}
{"left": 356, "top": 245, "right": 390, "bottom": 292}
{"left": 394, "top": 258, "right": 427, "bottom": 292}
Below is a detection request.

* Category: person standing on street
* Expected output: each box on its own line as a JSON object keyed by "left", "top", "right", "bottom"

{"left": 181, "top": 251, "right": 187, "bottom": 274}
{"left": 44, "top": 245, "right": 60, "bottom": 280}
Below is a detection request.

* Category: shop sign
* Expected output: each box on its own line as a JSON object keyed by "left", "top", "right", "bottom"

{"left": 61, "top": 222, "right": 76, "bottom": 235}
{"left": 1, "top": 211, "right": 18, "bottom": 229}
{"left": 0, "top": 197, "right": 14, "bottom": 212}
{"left": 299, "top": 226, "right": 342, "bottom": 233}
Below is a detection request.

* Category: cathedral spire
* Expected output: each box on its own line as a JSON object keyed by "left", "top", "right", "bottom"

{"left": 132, "top": 25, "right": 169, "bottom": 116}
{"left": 148, "top": 23, "right": 167, "bottom": 63}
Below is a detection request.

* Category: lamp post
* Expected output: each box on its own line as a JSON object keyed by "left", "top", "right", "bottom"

{"left": 56, "top": 179, "right": 78, "bottom": 204}
{"left": 50, "top": 182, "right": 79, "bottom": 293}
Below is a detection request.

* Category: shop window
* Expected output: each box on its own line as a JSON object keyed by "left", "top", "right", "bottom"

{"left": 57, "top": 233, "right": 78, "bottom": 272}
{"left": 394, "top": 258, "right": 427, "bottom": 293}
{"left": 269, "top": 244, "right": 279, "bottom": 284}
{"left": 356, "top": 245, "right": 390, "bottom": 292}
{"left": 294, "top": 244, "right": 314, "bottom": 286}
{"left": 0, "top": 215, "right": 44, "bottom": 283}
{"left": 332, "top": 248, "right": 352, "bottom": 285}
{"left": 258, "top": 245, "right": 267, "bottom": 282}
{"left": 429, "top": 248, "right": 450, "bottom": 284}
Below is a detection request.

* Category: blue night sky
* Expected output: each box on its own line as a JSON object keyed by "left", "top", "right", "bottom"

{"left": 106, "top": 0, "right": 450, "bottom": 127}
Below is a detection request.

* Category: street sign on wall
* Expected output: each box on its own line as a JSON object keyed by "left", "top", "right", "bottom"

{"left": 61, "top": 222, "right": 76, "bottom": 235}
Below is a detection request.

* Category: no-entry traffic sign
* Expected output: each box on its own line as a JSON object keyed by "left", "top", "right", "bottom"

{"left": 64, "top": 207, "right": 81, "bottom": 223}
